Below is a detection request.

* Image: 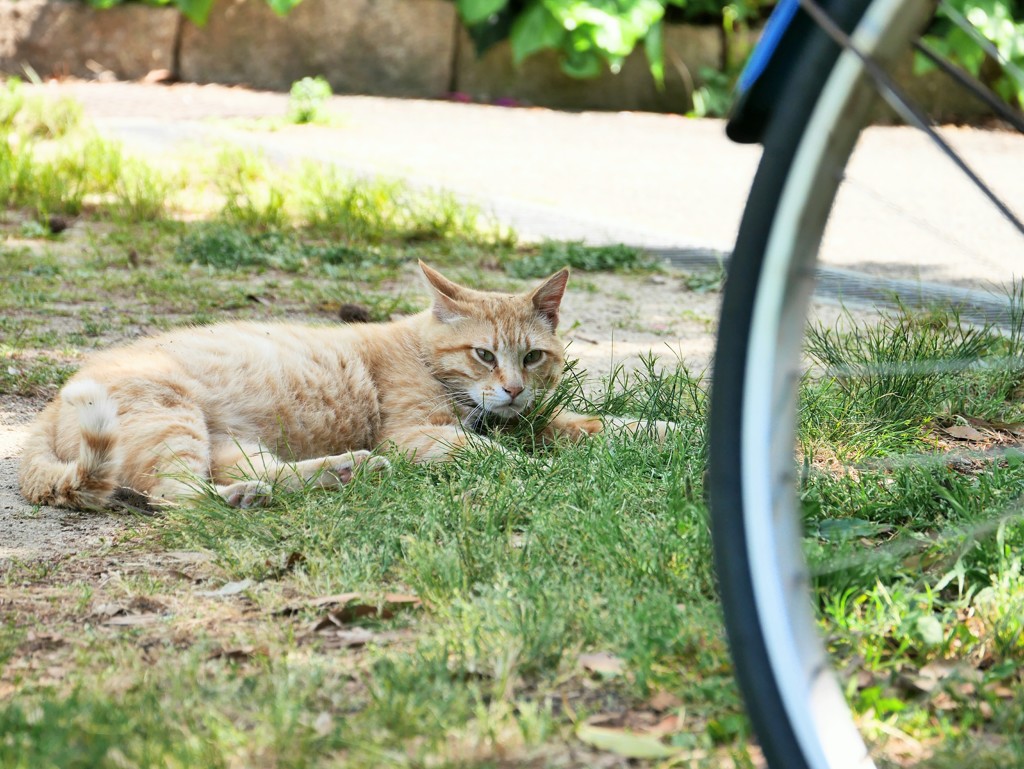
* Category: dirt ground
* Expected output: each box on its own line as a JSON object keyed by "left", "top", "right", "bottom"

{"left": 0, "top": 269, "right": 723, "bottom": 564}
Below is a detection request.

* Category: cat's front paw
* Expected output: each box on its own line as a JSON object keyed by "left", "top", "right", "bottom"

{"left": 545, "top": 413, "right": 604, "bottom": 442}
{"left": 218, "top": 480, "right": 273, "bottom": 509}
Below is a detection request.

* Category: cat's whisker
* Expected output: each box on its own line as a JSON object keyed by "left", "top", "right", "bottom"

{"left": 421, "top": 393, "right": 469, "bottom": 421}
{"left": 464, "top": 405, "right": 487, "bottom": 433}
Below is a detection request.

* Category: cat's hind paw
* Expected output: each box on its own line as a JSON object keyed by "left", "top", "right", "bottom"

{"left": 359, "top": 455, "right": 392, "bottom": 474}
{"left": 316, "top": 451, "right": 391, "bottom": 488}
{"left": 218, "top": 479, "right": 273, "bottom": 509}
{"left": 340, "top": 449, "right": 390, "bottom": 470}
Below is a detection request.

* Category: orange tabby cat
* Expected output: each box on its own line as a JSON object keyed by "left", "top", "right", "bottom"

{"left": 20, "top": 262, "right": 665, "bottom": 511}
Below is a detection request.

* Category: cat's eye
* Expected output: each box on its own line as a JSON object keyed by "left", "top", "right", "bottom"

{"left": 475, "top": 348, "right": 496, "bottom": 365}
{"left": 523, "top": 350, "right": 544, "bottom": 366}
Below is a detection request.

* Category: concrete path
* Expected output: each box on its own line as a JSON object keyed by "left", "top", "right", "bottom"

{"left": 38, "top": 81, "right": 1024, "bottom": 291}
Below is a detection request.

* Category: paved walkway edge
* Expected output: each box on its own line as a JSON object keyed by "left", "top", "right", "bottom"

{"left": 654, "top": 246, "right": 1017, "bottom": 329}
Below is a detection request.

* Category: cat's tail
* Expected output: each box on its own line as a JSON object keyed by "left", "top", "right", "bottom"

{"left": 18, "top": 379, "right": 121, "bottom": 510}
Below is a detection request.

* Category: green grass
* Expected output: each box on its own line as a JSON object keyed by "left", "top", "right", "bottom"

{"left": 504, "top": 241, "right": 657, "bottom": 279}
{"left": 803, "top": 302, "right": 1024, "bottom": 456}
{"left": 1, "top": 90, "right": 740, "bottom": 767}
{"left": 3, "top": 363, "right": 748, "bottom": 767}
{"left": 797, "top": 298, "right": 1024, "bottom": 766}
{"left": 0, "top": 645, "right": 353, "bottom": 769}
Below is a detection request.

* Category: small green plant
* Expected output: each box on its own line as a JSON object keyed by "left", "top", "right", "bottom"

{"left": 504, "top": 240, "right": 655, "bottom": 278}
{"left": 683, "top": 263, "right": 726, "bottom": 293}
{"left": 175, "top": 222, "right": 302, "bottom": 270}
{"left": 111, "top": 158, "right": 175, "bottom": 222}
{"left": 0, "top": 78, "right": 26, "bottom": 130}
{"left": 690, "top": 67, "right": 735, "bottom": 118}
{"left": 0, "top": 76, "right": 84, "bottom": 138}
{"left": 802, "top": 302, "right": 1022, "bottom": 449}
{"left": 212, "top": 147, "right": 289, "bottom": 230}
{"left": 287, "top": 76, "right": 333, "bottom": 124}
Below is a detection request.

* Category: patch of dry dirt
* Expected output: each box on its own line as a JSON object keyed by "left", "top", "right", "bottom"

{"left": 0, "top": 395, "right": 124, "bottom": 563}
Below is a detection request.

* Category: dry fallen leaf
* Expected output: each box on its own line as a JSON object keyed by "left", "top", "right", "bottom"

{"left": 312, "top": 627, "right": 376, "bottom": 648}
{"left": 576, "top": 724, "right": 677, "bottom": 759}
{"left": 578, "top": 651, "right": 625, "bottom": 676}
{"left": 942, "top": 424, "right": 988, "bottom": 442}
{"left": 648, "top": 690, "right": 682, "bottom": 712}
{"left": 309, "top": 593, "right": 422, "bottom": 630}
{"left": 263, "top": 551, "right": 305, "bottom": 580}
{"left": 966, "top": 416, "right": 1024, "bottom": 436}
{"left": 207, "top": 645, "right": 268, "bottom": 662}
{"left": 585, "top": 712, "right": 624, "bottom": 727}
{"left": 643, "top": 713, "right": 685, "bottom": 737}
{"left": 197, "top": 579, "right": 255, "bottom": 598}
{"left": 90, "top": 596, "right": 169, "bottom": 626}
{"left": 103, "top": 613, "right": 164, "bottom": 627}
{"left": 91, "top": 602, "right": 130, "bottom": 618}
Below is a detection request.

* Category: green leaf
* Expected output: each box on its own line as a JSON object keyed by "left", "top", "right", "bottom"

{"left": 176, "top": 0, "right": 215, "bottom": 25}
{"left": 560, "top": 34, "right": 604, "bottom": 80}
{"left": 265, "top": 0, "right": 304, "bottom": 15}
{"left": 456, "top": 0, "right": 508, "bottom": 26}
{"left": 645, "top": 20, "right": 665, "bottom": 89}
{"left": 560, "top": 52, "right": 603, "bottom": 79}
{"left": 543, "top": 0, "right": 662, "bottom": 57}
{"left": 912, "top": 48, "right": 939, "bottom": 76}
{"left": 915, "top": 614, "right": 945, "bottom": 646}
{"left": 576, "top": 724, "right": 678, "bottom": 759}
{"left": 510, "top": 1, "right": 565, "bottom": 65}
{"left": 814, "top": 518, "right": 894, "bottom": 542}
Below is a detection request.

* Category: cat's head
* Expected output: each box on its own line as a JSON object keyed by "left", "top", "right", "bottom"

{"left": 419, "top": 261, "right": 568, "bottom": 421}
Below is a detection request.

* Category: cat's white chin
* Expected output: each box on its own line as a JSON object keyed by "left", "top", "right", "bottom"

{"left": 486, "top": 404, "right": 525, "bottom": 420}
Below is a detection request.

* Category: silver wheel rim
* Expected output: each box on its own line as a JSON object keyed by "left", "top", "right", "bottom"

{"left": 738, "top": 1, "right": 936, "bottom": 766}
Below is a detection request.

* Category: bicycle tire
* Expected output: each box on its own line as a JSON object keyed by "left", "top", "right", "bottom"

{"left": 708, "top": 2, "right": 938, "bottom": 768}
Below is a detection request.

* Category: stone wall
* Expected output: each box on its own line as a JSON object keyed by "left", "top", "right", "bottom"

{"left": 0, "top": 0, "right": 997, "bottom": 120}
{"left": 455, "top": 25, "right": 721, "bottom": 113}
{"left": 0, "top": 0, "right": 177, "bottom": 81}
{"left": 177, "top": 0, "right": 457, "bottom": 97}
{"left": 0, "top": 0, "right": 724, "bottom": 112}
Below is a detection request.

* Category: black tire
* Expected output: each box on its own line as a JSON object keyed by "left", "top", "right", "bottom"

{"left": 708, "top": 2, "right": 938, "bottom": 768}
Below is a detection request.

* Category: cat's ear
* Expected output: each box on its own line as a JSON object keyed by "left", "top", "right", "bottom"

{"left": 529, "top": 268, "right": 569, "bottom": 330}
{"left": 420, "top": 261, "right": 468, "bottom": 323}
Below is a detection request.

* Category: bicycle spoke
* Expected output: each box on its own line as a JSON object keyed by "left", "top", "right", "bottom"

{"left": 938, "top": 0, "right": 1024, "bottom": 84}
{"left": 809, "top": 487, "right": 1024, "bottom": 578}
{"left": 913, "top": 38, "right": 1024, "bottom": 133}
{"left": 800, "top": 0, "right": 1024, "bottom": 238}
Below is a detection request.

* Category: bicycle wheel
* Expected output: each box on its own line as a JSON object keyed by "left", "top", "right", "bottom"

{"left": 708, "top": 1, "right": 1024, "bottom": 768}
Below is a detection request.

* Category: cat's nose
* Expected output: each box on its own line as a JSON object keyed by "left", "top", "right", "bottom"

{"left": 503, "top": 385, "right": 524, "bottom": 401}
